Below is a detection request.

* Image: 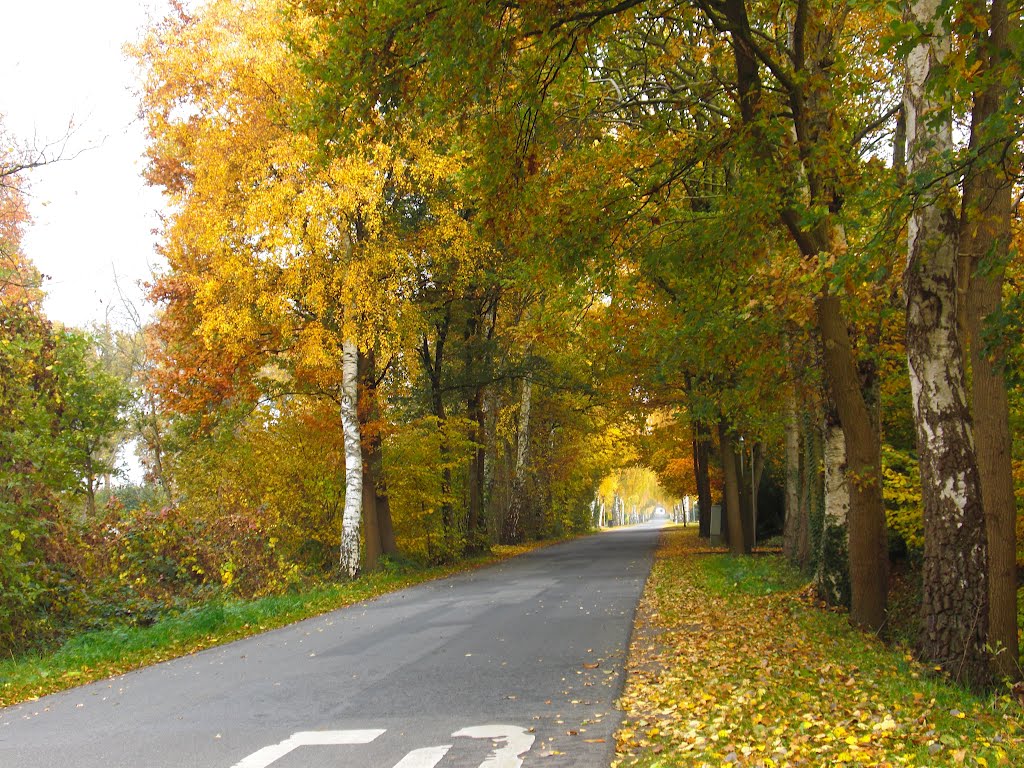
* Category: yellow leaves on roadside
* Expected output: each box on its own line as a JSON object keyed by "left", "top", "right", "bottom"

{"left": 614, "top": 528, "right": 1024, "bottom": 768}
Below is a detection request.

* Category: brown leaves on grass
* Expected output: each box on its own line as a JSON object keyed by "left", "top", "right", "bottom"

{"left": 614, "top": 528, "right": 1023, "bottom": 767}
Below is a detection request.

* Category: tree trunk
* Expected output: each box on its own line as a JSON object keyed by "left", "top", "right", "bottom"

{"left": 904, "top": 0, "right": 989, "bottom": 684}
{"left": 466, "top": 386, "right": 487, "bottom": 550}
{"left": 503, "top": 375, "right": 532, "bottom": 544}
{"left": 966, "top": 246, "right": 1016, "bottom": 679}
{"left": 959, "top": 0, "right": 1019, "bottom": 680}
{"left": 721, "top": 0, "right": 887, "bottom": 628}
{"left": 816, "top": 412, "right": 851, "bottom": 607}
{"left": 358, "top": 348, "right": 397, "bottom": 562}
{"left": 420, "top": 311, "right": 454, "bottom": 542}
{"left": 718, "top": 420, "right": 750, "bottom": 556}
{"left": 85, "top": 453, "right": 97, "bottom": 518}
{"left": 339, "top": 338, "right": 362, "bottom": 577}
{"left": 360, "top": 428, "right": 382, "bottom": 572}
{"left": 783, "top": 394, "right": 802, "bottom": 562}
{"left": 464, "top": 310, "right": 488, "bottom": 552}
{"left": 694, "top": 431, "right": 713, "bottom": 539}
{"left": 358, "top": 350, "right": 381, "bottom": 572}
{"left": 483, "top": 386, "right": 500, "bottom": 540}
{"left": 751, "top": 442, "right": 764, "bottom": 547}
{"left": 798, "top": 409, "right": 821, "bottom": 569}
{"left": 816, "top": 293, "right": 888, "bottom": 630}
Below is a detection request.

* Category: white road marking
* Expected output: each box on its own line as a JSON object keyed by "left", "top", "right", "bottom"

{"left": 230, "top": 729, "right": 385, "bottom": 768}
{"left": 231, "top": 723, "right": 537, "bottom": 768}
{"left": 390, "top": 745, "right": 452, "bottom": 768}
{"left": 451, "top": 725, "right": 536, "bottom": 768}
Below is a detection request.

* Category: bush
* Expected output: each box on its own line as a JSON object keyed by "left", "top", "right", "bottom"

{"left": 881, "top": 445, "right": 923, "bottom": 553}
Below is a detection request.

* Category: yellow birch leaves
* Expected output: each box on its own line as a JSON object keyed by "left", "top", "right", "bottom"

{"left": 135, "top": 0, "right": 483, "bottom": 391}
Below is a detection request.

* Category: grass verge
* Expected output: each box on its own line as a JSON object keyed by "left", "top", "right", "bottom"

{"left": 0, "top": 541, "right": 548, "bottom": 708}
{"left": 614, "top": 527, "right": 1024, "bottom": 767}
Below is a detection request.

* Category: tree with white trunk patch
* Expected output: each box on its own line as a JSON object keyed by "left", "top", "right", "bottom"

{"left": 902, "top": 0, "right": 989, "bottom": 684}
{"left": 339, "top": 338, "right": 363, "bottom": 577}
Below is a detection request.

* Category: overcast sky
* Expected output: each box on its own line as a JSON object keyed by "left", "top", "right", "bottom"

{"left": 1, "top": 1, "right": 168, "bottom": 330}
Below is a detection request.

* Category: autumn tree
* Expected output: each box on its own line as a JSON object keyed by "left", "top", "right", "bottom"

{"left": 900, "top": 0, "right": 1023, "bottom": 683}
{"left": 955, "top": 0, "right": 1022, "bottom": 680}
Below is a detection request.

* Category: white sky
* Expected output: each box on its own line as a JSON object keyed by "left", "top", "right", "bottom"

{"left": 1, "top": 0, "right": 169, "bottom": 330}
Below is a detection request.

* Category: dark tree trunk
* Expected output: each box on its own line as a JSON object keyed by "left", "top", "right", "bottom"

{"left": 718, "top": 420, "right": 750, "bottom": 556}
{"left": 420, "top": 308, "right": 454, "bottom": 543}
{"left": 816, "top": 294, "right": 888, "bottom": 630}
{"left": 960, "top": 0, "right": 1019, "bottom": 681}
{"left": 358, "top": 348, "right": 397, "bottom": 565}
{"left": 466, "top": 385, "right": 487, "bottom": 550}
{"left": 360, "top": 428, "right": 382, "bottom": 571}
{"left": 694, "top": 431, "right": 713, "bottom": 539}
{"left": 464, "top": 307, "right": 489, "bottom": 552}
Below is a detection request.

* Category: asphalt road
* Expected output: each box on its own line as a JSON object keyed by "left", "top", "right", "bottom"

{"left": 0, "top": 523, "right": 661, "bottom": 768}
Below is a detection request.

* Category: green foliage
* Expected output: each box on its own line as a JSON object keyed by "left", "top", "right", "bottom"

{"left": 0, "top": 302, "right": 130, "bottom": 651}
{"left": 97, "top": 483, "right": 170, "bottom": 513}
{"left": 51, "top": 329, "right": 130, "bottom": 507}
{"left": 168, "top": 397, "right": 346, "bottom": 581}
{"left": 384, "top": 415, "right": 477, "bottom": 563}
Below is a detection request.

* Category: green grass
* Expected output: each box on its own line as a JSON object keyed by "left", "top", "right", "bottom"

{"left": 700, "top": 551, "right": 808, "bottom": 597}
{"left": 0, "top": 542, "right": 549, "bottom": 707}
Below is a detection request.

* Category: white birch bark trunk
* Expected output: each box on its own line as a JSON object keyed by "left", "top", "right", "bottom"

{"left": 339, "top": 337, "right": 363, "bottom": 577}
{"left": 904, "top": 0, "right": 989, "bottom": 681}
{"left": 515, "top": 376, "right": 532, "bottom": 477}
{"left": 816, "top": 419, "right": 850, "bottom": 606}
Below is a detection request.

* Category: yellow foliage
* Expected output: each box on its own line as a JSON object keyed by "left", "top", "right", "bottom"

{"left": 881, "top": 445, "right": 924, "bottom": 551}
{"left": 135, "top": 0, "right": 490, "bottom": 386}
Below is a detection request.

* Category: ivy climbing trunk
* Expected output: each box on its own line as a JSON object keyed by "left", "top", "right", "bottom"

{"left": 783, "top": 393, "right": 803, "bottom": 563}
{"left": 904, "top": 0, "right": 989, "bottom": 684}
{"left": 339, "top": 338, "right": 362, "bottom": 578}
{"left": 799, "top": 409, "right": 822, "bottom": 569}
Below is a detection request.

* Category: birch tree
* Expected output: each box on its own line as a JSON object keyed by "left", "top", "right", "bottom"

{"left": 902, "top": 0, "right": 988, "bottom": 683}
{"left": 339, "top": 337, "right": 362, "bottom": 575}
{"left": 136, "top": 0, "right": 471, "bottom": 572}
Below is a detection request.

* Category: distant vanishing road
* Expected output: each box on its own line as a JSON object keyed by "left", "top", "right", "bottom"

{"left": 0, "top": 524, "right": 661, "bottom": 768}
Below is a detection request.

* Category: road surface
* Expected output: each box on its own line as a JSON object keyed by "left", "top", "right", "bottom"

{"left": 0, "top": 524, "right": 661, "bottom": 768}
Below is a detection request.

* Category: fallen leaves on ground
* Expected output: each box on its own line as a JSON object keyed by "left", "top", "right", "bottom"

{"left": 614, "top": 527, "right": 1024, "bottom": 767}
